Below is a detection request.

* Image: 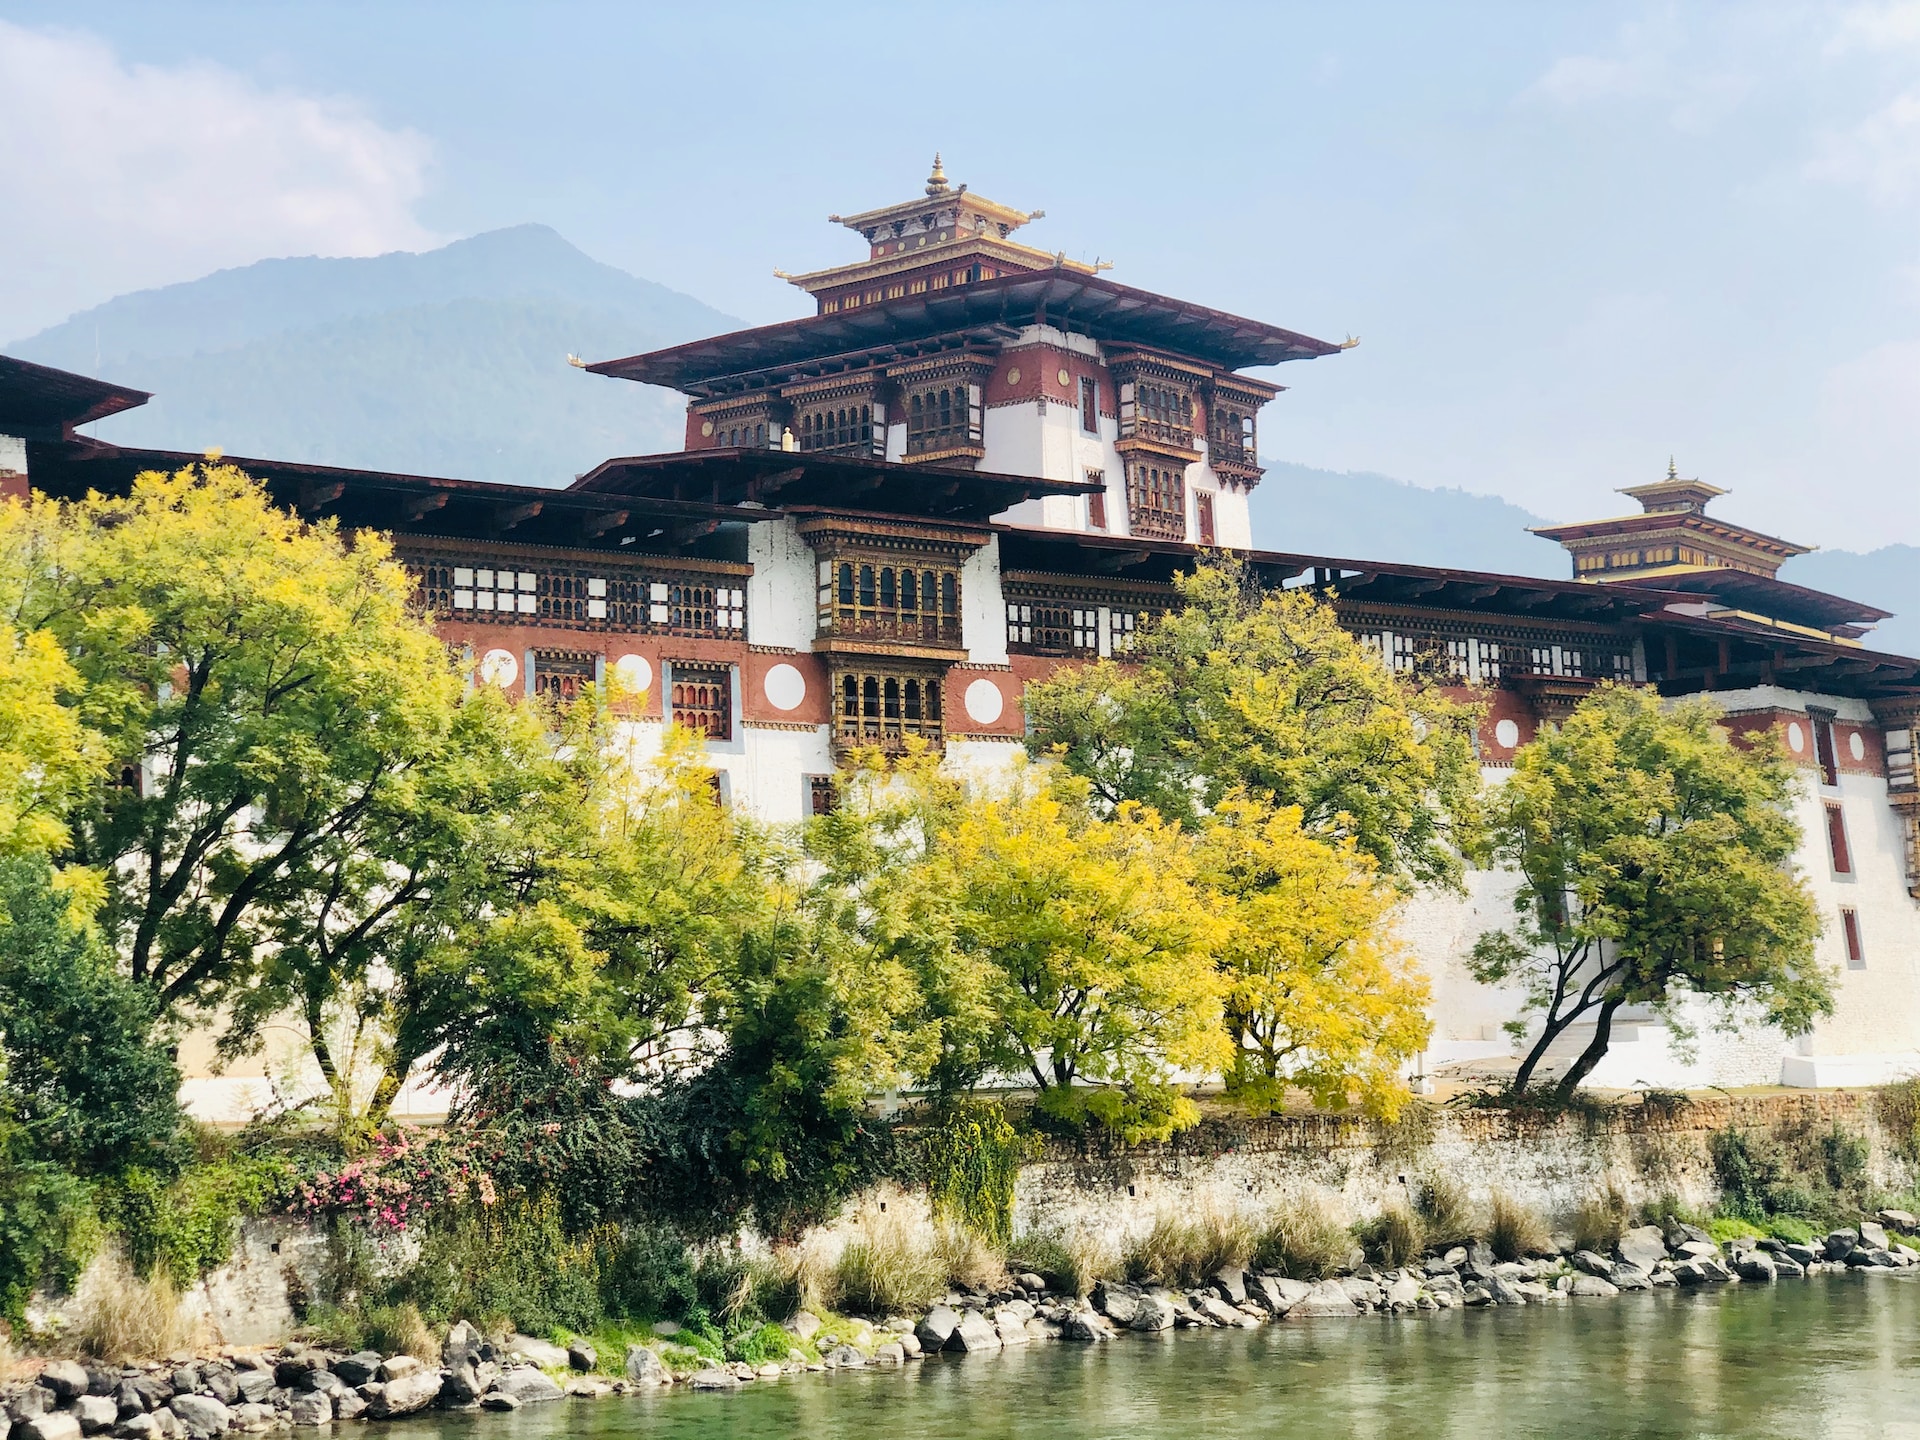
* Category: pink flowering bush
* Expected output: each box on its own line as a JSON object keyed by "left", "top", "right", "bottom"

{"left": 285, "top": 1129, "right": 486, "bottom": 1232}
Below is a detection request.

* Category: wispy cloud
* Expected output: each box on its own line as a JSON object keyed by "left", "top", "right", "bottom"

{"left": 1807, "top": 89, "right": 1920, "bottom": 202}
{"left": 1827, "top": 2, "right": 1920, "bottom": 52}
{"left": 0, "top": 21, "right": 440, "bottom": 340}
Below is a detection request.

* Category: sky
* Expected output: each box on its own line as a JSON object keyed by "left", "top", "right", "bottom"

{"left": 2, "top": 2, "right": 1919, "bottom": 550}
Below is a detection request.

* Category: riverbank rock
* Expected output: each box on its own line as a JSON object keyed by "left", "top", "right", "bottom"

{"left": 1211, "top": 1268, "right": 1248, "bottom": 1305}
{"left": 1877, "top": 1209, "right": 1917, "bottom": 1232}
{"left": 823, "top": 1344, "right": 865, "bottom": 1369}
{"left": 23, "top": 1415, "right": 83, "bottom": 1440}
{"left": 498, "top": 1368, "right": 564, "bottom": 1405}
{"left": 1569, "top": 1275, "right": 1620, "bottom": 1299}
{"left": 624, "top": 1346, "right": 668, "bottom": 1387}
{"left": 1735, "top": 1253, "right": 1778, "bottom": 1283}
{"left": 1292, "top": 1280, "right": 1361, "bottom": 1317}
{"left": 688, "top": 1369, "right": 741, "bottom": 1390}
{"left": 1609, "top": 1264, "right": 1652, "bottom": 1290}
{"left": 165, "top": 1397, "right": 232, "bottom": 1439}
{"left": 1617, "top": 1227, "right": 1668, "bottom": 1271}
{"left": 788, "top": 1312, "right": 823, "bottom": 1343}
{"left": 916, "top": 1305, "right": 962, "bottom": 1350}
{"left": 287, "top": 1392, "right": 331, "bottom": 1427}
{"left": 377, "top": 1356, "right": 422, "bottom": 1383}
{"left": 1061, "top": 1309, "right": 1112, "bottom": 1342}
{"left": 947, "top": 1310, "right": 1002, "bottom": 1353}
{"left": 39, "top": 1365, "right": 90, "bottom": 1403}
{"left": 71, "top": 1397, "right": 117, "bottom": 1435}
{"left": 1093, "top": 1283, "right": 1139, "bottom": 1326}
{"left": 366, "top": 1370, "right": 442, "bottom": 1418}
{"left": 506, "top": 1337, "right": 570, "bottom": 1370}
{"left": 1129, "top": 1293, "right": 1176, "bottom": 1332}
{"left": 1859, "top": 1221, "right": 1891, "bottom": 1250}
{"left": 1825, "top": 1229, "right": 1860, "bottom": 1260}
{"left": 479, "top": 1394, "right": 520, "bottom": 1412}
{"left": 872, "top": 1343, "right": 906, "bottom": 1367}
{"left": 1487, "top": 1275, "right": 1528, "bottom": 1306}
{"left": 567, "top": 1341, "right": 598, "bottom": 1372}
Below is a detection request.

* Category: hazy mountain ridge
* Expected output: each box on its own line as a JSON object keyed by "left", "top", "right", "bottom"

{"left": 7, "top": 226, "right": 1912, "bottom": 654}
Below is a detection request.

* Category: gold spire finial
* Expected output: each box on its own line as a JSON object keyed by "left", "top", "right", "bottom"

{"left": 1667, "top": 456, "right": 1679, "bottom": 480}
{"left": 925, "top": 152, "right": 950, "bottom": 196}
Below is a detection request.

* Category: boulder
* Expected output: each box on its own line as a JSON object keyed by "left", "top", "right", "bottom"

{"left": 1671, "top": 1260, "right": 1708, "bottom": 1286}
{"left": 1060, "top": 1309, "right": 1111, "bottom": 1342}
{"left": 1210, "top": 1268, "right": 1248, "bottom": 1305}
{"left": 624, "top": 1346, "right": 668, "bottom": 1388}
{"left": 1194, "top": 1295, "right": 1244, "bottom": 1327}
{"left": 565, "top": 1379, "right": 613, "bottom": 1398}
{"left": 1735, "top": 1253, "right": 1778, "bottom": 1283}
{"left": 1291, "top": 1279, "right": 1362, "bottom": 1316}
{"left": 1876, "top": 1208, "right": 1917, "bottom": 1232}
{"left": 1129, "top": 1293, "right": 1176, "bottom": 1332}
{"left": 946, "top": 1310, "right": 1002, "bottom": 1353}
{"left": 332, "top": 1393, "right": 366, "bottom": 1422}
{"left": 1859, "top": 1221, "right": 1891, "bottom": 1251}
{"left": 1609, "top": 1264, "right": 1652, "bottom": 1291}
{"left": 497, "top": 1367, "right": 564, "bottom": 1404}
{"left": 1616, "top": 1226, "right": 1669, "bottom": 1272}
{"left": 479, "top": 1394, "right": 520, "bottom": 1412}
{"left": 897, "top": 1331, "right": 923, "bottom": 1357}
{"left": 788, "top": 1311, "right": 823, "bottom": 1343}
{"left": 1647, "top": 1267, "right": 1678, "bottom": 1287}
{"left": 116, "top": 1415, "right": 159, "bottom": 1439}
{"left": 1569, "top": 1274, "right": 1620, "bottom": 1298}
{"left": 25, "top": 1415, "right": 85, "bottom": 1440}
{"left": 1460, "top": 1242, "right": 1498, "bottom": 1281}
{"left": 166, "top": 1397, "right": 233, "bottom": 1440}
{"left": 1571, "top": 1250, "right": 1613, "bottom": 1278}
{"left": 197, "top": 1374, "right": 236, "bottom": 1409}
{"left": 1340, "top": 1278, "right": 1383, "bottom": 1309}
{"left": 915, "top": 1305, "right": 962, "bottom": 1351}
{"left": 1784, "top": 1242, "right": 1820, "bottom": 1267}
{"left": 285, "top": 1393, "right": 331, "bottom": 1428}
{"left": 871, "top": 1343, "right": 906, "bottom": 1367}
{"left": 1461, "top": 1285, "right": 1493, "bottom": 1306}
{"left": 1093, "top": 1285, "right": 1140, "bottom": 1326}
{"left": 440, "top": 1322, "right": 481, "bottom": 1371}
{"left": 1773, "top": 1256, "right": 1807, "bottom": 1278}
{"left": 440, "top": 1362, "right": 487, "bottom": 1406}
{"left": 231, "top": 1374, "right": 272, "bottom": 1407}
{"left": 506, "top": 1336, "right": 570, "bottom": 1370}
{"left": 687, "top": 1370, "right": 741, "bottom": 1390}
{"left": 1487, "top": 1275, "right": 1528, "bottom": 1306}
{"left": 8, "top": 1387, "right": 55, "bottom": 1422}
{"left": 1676, "top": 1240, "right": 1720, "bottom": 1261}
{"left": 73, "top": 1398, "right": 119, "bottom": 1435}
{"left": 149, "top": 1410, "right": 181, "bottom": 1440}
{"left": 41, "top": 1364, "right": 91, "bottom": 1403}
{"left": 168, "top": 1371, "right": 201, "bottom": 1400}
{"left": 366, "top": 1370, "right": 441, "bottom": 1419}
{"left": 1825, "top": 1229, "right": 1861, "bottom": 1261}
{"left": 1852, "top": 1248, "right": 1899, "bottom": 1269}
{"left": 1384, "top": 1275, "right": 1422, "bottom": 1310}
{"left": 1666, "top": 1222, "right": 1712, "bottom": 1249}
{"left": 823, "top": 1345, "right": 865, "bottom": 1369}
{"left": 567, "top": 1341, "right": 598, "bottom": 1372}
{"left": 377, "top": 1356, "right": 422, "bottom": 1383}
{"left": 331, "top": 1352, "right": 384, "bottom": 1389}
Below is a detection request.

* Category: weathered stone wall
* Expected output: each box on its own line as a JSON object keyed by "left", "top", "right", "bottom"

{"left": 1012, "top": 1091, "right": 1909, "bottom": 1253}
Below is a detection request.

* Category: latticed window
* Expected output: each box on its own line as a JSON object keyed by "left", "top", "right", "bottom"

{"left": 1446, "top": 638, "right": 1504, "bottom": 685}
{"left": 1006, "top": 601, "right": 1139, "bottom": 656}
{"left": 533, "top": 649, "right": 597, "bottom": 704}
{"left": 446, "top": 565, "right": 538, "bottom": 615}
{"left": 1528, "top": 645, "right": 1584, "bottom": 678}
{"left": 670, "top": 665, "right": 732, "bottom": 741}
{"left": 835, "top": 670, "right": 943, "bottom": 748}
{"left": 818, "top": 559, "right": 960, "bottom": 644}
{"left": 1126, "top": 463, "right": 1186, "bottom": 541}
{"left": 1131, "top": 381, "right": 1194, "bottom": 449}
{"left": 410, "top": 556, "right": 745, "bottom": 639}
{"left": 1210, "top": 406, "right": 1256, "bottom": 467}
{"left": 905, "top": 385, "right": 978, "bottom": 455}
{"left": 798, "top": 403, "right": 878, "bottom": 454}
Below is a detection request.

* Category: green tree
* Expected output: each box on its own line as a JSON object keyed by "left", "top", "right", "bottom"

{"left": 0, "top": 620, "right": 106, "bottom": 867}
{"left": 1023, "top": 557, "right": 1480, "bottom": 890}
{"left": 1471, "top": 685, "right": 1829, "bottom": 1098}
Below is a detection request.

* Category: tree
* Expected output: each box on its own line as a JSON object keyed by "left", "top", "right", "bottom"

{"left": 0, "top": 621, "right": 105, "bottom": 866}
{"left": 928, "top": 768, "right": 1230, "bottom": 1141}
{"left": 1, "top": 464, "right": 480, "bottom": 1017}
{"left": 1023, "top": 557, "right": 1480, "bottom": 890}
{"left": 1471, "top": 685, "right": 1828, "bottom": 1098}
{"left": 1196, "top": 797, "right": 1431, "bottom": 1119}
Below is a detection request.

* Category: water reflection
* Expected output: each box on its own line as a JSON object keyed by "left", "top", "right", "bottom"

{"left": 382, "top": 1274, "right": 1920, "bottom": 1440}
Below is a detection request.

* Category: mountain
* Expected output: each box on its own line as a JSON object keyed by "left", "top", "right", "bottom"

{"left": 1781, "top": 546, "right": 1920, "bottom": 659}
{"left": 1248, "top": 461, "right": 1566, "bottom": 578}
{"left": 6, "top": 225, "right": 735, "bottom": 486}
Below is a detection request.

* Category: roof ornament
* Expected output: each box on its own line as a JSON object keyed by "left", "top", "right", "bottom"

{"left": 925, "top": 153, "right": 951, "bottom": 196}
{"left": 1667, "top": 456, "right": 1679, "bottom": 480}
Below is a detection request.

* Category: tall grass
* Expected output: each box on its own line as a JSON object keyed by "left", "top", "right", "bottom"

{"left": 1414, "top": 1173, "right": 1474, "bottom": 1248}
{"left": 935, "top": 1222, "right": 1009, "bottom": 1295}
{"left": 829, "top": 1208, "right": 946, "bottom": 1316}
{"left": 1571, "top": 1184, "right": 1631, "bottom": 1254}
{"left": 70, "top": 1251, "right": 200, "bottom": 1362}
{"left": 1252, "top": 1194, "right": 1353, "bottom": 1280}
{"left": 1122, "top": 1205, "right": 1257, "bottom": 1289}
{"left": 1486, "top": 1192, "right": 1552, "bottom": 1261}
{"left": 1357, "top": 1201, "right": 1425, "bottom": 1267}
{"left": 1007, "top": 1226, "right": 1114, "bottom": 1299}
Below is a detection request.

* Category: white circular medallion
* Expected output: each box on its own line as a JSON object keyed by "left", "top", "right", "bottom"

{"left": 700, "top": 420, "right": 715, "bottom": 437}
{"left": 964, "top": 678, "right": 1005, "bottom": 725}
{"left": 1057, "top": 367, "right": 1071, "bottom": 386}
{"left": 1006, "top": 367, "right": 1021, "bottom": 385}
{"left": 1849, "top": 731, "right": 1866, "bottom": 762}
{"left": 478, "top": 648, "right": 519, "bottom": 688}
{"left": 1786, "top": 721, "right": 1806, "bottom": 753}
{"left": 1493, "top": 718, "right": 1520, "bottom": 749}
{"left": 612, "top": 653, "right": 652, "bottom": 693}
{"left": 764, "top": 662, "right": 806, "bottom": 712}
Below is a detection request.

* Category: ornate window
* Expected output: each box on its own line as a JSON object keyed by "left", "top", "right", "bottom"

{"left": 1209, "top": 405, "right": 1256, "bottom": 468}
{"left": 533, "top": 649, "right": 597, "bottom": 704}
{"left": 796, "top": 401, "right": 882, "bottom": 456}
{"left": 1005, "top": 598, "right": 1140, "bottom": 657}
{"left": 834, "top": 669, "right": 943, "bottom": 749}
{"left": 817, "top": 559, "right": 961, "bottom": 645}
{"left": 409, "top": 551, "right": 746, "bottom": 640}
{"left": 1126, "top": 462, "right": 1187, "bottom": 541}
{"left": 905, "top": 385, "right": 979, "bottom": 456}
{"left": 670, "top": 664, "right": 732, "bottom": 741}
{"left": 1196, "top": 492, "right": 1216, "bottom": 546}
{"left": 1080, "top": 376, "right": 1099, "bottom": 434}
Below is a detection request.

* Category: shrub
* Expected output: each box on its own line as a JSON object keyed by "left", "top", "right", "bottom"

{"left": 597, "top": 1223, "right": 698, "bottom": 1323}
{"left": 1815, "top": 1123, "right": 1872, "bottom": 1206}
{"left": 1123, "top": 1205, "right": 1256, "bottom": 1289}
{"left": 1709, "top": 1128, "right": 1787, "bottom": 1223}
{"left": 1706, "top": 1216, "right": 1765, "bottom": 1246}
{"left": 727, "top": 1322, "right": 797, "bottom": 1366}
{"left": 936, "top": 1221, "right": 1009, "bottom": 1296}
{"left": 922, "top": 1103, "right": 1026, "bottom": 1251}
{"left": 69, "top": 1250, "right": 198, "bottom": 1362}
{"left": 1253, "top": 1194, "right": 1353, "bottom": 1280}
{"left": 1486, "top": 1192, "right": 1551, "bottom": 1261}
{"left": 1765, "top": 1215, "right": 1818, "bottom": 1244}
{"left": 0, "top": 1137, "right": 94, "bottom": 1326}
{"left": 830, "top": 1208, "right": 944, "bottom": 1316}
{"left": 359, "top": 1302, "right": 438, "bottom": 1363}
{"left": 403, "top": 1196, "right": 603, "bottom": 1335}
{"left": 103, "top": 1153, "right": 285, "bottom": 1288}
{"left": 1008, "top": 1226, "right": 1113, "bottom": 1299}
{"left": 1571, "top": 1184, "right": 1631, "bottom": 1255}
{"left": 1413, "top": 1173, "right": 1474, "bottom": 1248}
{"left": 1356, "top": 1202, "right": 1424, "bottom": 1267}
{"left": 1640, "top": 1193, "right": 1698, "bottom": 1232}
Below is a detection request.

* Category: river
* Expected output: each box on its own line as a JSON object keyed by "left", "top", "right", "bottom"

{"left": 386, "top": 1273, "right": 1920, "bottom": 1440}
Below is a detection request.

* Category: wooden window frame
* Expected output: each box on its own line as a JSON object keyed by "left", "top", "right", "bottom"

{"left": 1841, "top": 906, "right": 1865, "bottom": 968}
{"left": 1080, "top": 376, "right": 1099, "bottom": 434}
{"left": 669, "top": 663, "right": 733, "bottom": 742}
{"left": 1825, "top": 801, "right": 1854, "bottom": 877}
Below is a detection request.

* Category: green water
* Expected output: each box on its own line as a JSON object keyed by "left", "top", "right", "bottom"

{"left": 387, "top": 1273, "right": 1920, "bottom": 1440}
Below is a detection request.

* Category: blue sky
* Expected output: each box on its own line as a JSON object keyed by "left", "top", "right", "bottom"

{"left": 3, "top": 2, "right": 1918, "bottom": 550}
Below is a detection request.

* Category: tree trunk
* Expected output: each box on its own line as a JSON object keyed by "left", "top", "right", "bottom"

{"left": 1511, "top": 1008, "right": 1579, "bottom": 1097}
{"left": 1553, "top": 995, "right": 1626, "bottom": 1100}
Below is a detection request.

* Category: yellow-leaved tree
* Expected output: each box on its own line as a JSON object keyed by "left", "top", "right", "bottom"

{"left": 1196, "top": 797, "right": 1431, "bottom": 1119}
{"left": 928, "top": 767, "right": 1230, "bottom": 1141}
